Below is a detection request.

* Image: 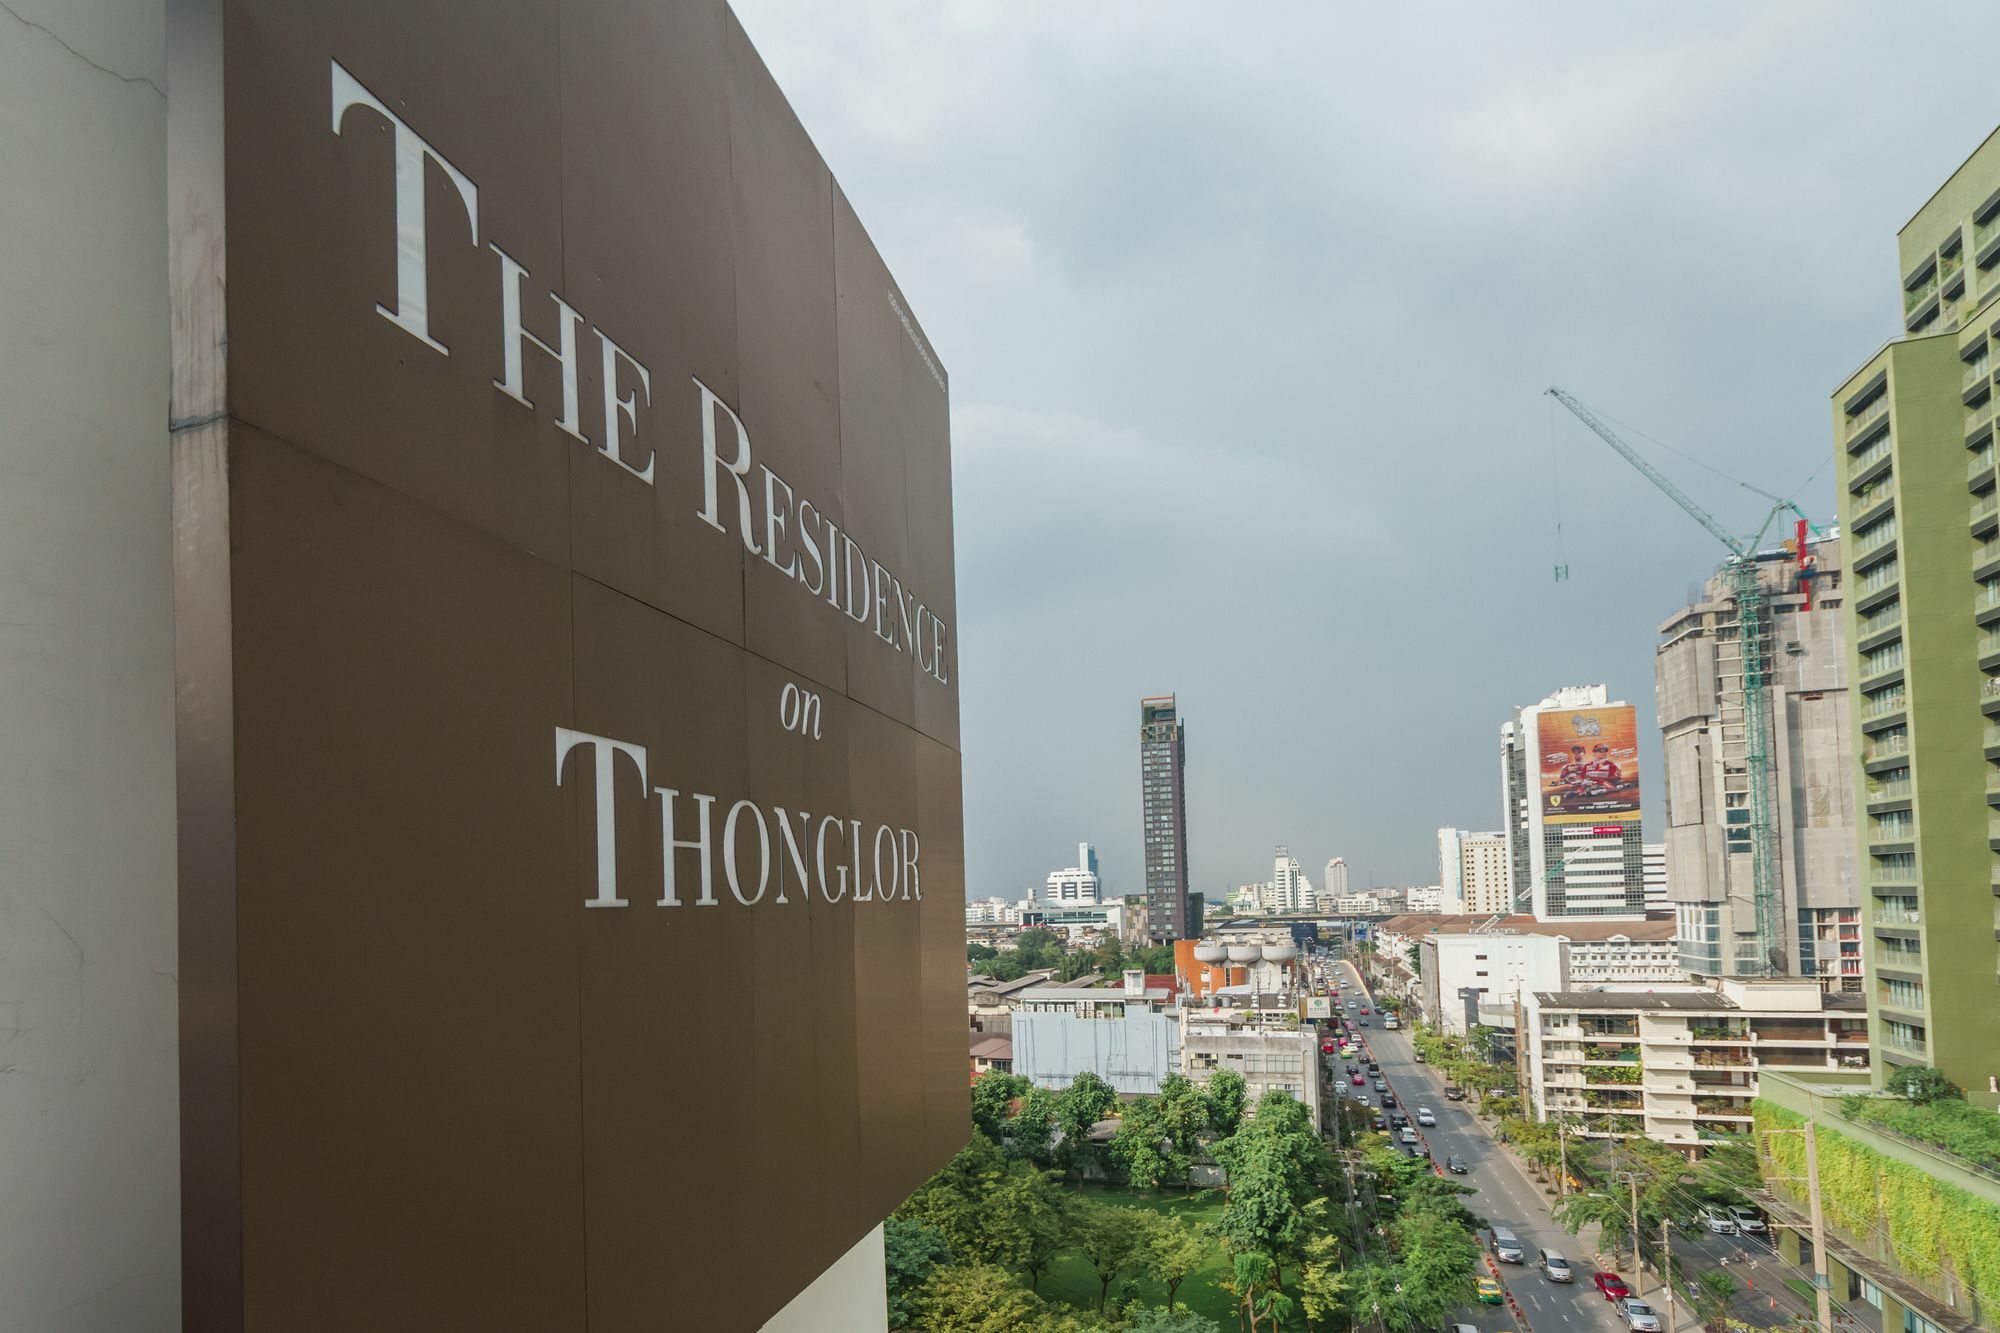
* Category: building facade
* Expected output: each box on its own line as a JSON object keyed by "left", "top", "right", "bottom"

{"left": 1521, "top": 980, "right": 1868, "bottom": 1153}
{"left": 1271, "top": 846, "right": 1311, "bottom": 913}
{"left": 1438, "top": 828, "right": 1511, "bottom": 916}
{"left": 1042, "top": 842, "right": 1103, "bottom": 905}
{"left": 1642, "top": 842, "right": 1671, "bottom": 913}
{"left": 1656, "top": 535, "right": 1860, "bottom": 987}
{"left": 1140, "top": 696, "right": 1193, "bottom": 942}
{"left": 1832, "top": 128, "right": 2000, "bottom": 1103}
{"left": 1503, "top": 685, "right": 1649, "bottom": 920}
{"left": 1012, "top": 972, "right": 1181, "bottom": 1096}
{"left": 1321, "top": 857, "right": 1350, "bottom": 912}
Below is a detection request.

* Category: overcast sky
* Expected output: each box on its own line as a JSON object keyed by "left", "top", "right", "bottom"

{"left": 733, "top": 0, "right": 1999, "bottom": 902}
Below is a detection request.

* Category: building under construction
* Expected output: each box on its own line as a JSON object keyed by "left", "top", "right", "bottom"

{"left": 1655, "top": 532, "right": 1861, "bottom": 989}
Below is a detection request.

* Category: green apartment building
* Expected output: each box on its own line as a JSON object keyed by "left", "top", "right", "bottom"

{"left": 1835, "top": 127, "right": 2000, "bottom": 1107}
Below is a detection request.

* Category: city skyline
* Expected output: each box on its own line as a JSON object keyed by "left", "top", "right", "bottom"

{"left": 735, "top": 0, "right": 2000, "bottom": 900}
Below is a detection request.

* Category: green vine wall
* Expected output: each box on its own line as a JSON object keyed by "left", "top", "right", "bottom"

{"left": 1752, "top": 1102, "right": 2000, "bottom": 1317}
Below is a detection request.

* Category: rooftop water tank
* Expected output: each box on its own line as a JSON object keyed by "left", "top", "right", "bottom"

{"left": 1226, "top": 943, "right": 1262, "bottom": 965}
{"left": 1192, "top": 941, "right": 1228, "bottom": 964}
{"left": 1264, "top": 942, "right": 1298, "bottom": 964}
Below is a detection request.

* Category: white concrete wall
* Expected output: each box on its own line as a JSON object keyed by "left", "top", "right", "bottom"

{"left": 0, "top": 2, "right": 178, "bottom": 1328}
{"left": 761, "top": 1224, "right": 888, "bottom": 1333}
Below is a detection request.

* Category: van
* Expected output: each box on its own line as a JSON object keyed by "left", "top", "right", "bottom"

{"left": 1492, "top": 1228, "right": 1524, "bottom": 1264}
{"left": 1384, "top": 1015, "right": 1400, "bottom": 1029}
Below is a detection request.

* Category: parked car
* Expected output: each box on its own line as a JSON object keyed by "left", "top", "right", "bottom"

{"left": 1475, "top": 1278, "right": 1505, "bottom": 1305}
{"left": 1416, "top": 1107, "right": 1436, "bottom": 1126}
{"left": 1729, "top": 1204, "right": 1767, "bottom": 1233}
{"left": 1444, "top": 1086, "right": 1465, "bottom": 1101}
{"left": 1414, "top": 1048, "right": 1425, "bottom": 1062}
{"left": 1446, "top": 1154, "right": 1469, "bottom": 1174}
{"left": 1594, "top": 1273, "right": 1631, "bottom": 1303}
{"left": 1540, "top": 1250, "right": 1573, "bottom": 1282}
{"left": 1701, "top": 1206, "right": 1738, "bottom": 1235}
{"left": 1620, "top": 1299, "right": 1663, "bottom": 1332}
{"left": 1398, "top": 1126, "right": 1419, "bottom": 1144}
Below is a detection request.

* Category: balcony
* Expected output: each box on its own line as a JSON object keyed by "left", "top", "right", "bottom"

{"left": 1864, "top": 737, "right": 1910, "bottom": 767}
{"left": 1874, "top": 907, "right": 1922, "bottom": 927}
{"left": 1980, "top": 539, "right": 2000, "bottom": 580}
{"left": 1965, "top": 357, "right": 1990, "bottom": 392}
{"left": 1694, "top": 1098, "right": 1754, "bottom": 1118}
{"left": 1976, "top": 446, "right": 1998, "bottom": 482}
{"left": 1861, "top": 690, "right": 1907, "bottom": 720}
{"left": 1978, "top": 492, "right": 2000, "bottom": 535}
{"left": 1867, "top": 776, "right": 1913, "bottom": 802}
{"left": 1846, "top": 394, "right": 1891, "bottom": 443}
{"left": 1982, "top": 630, "right": 2000, "bottom": 665}
{"left": 1851, "top": 477, "right": 1896, "bottom": 520}
{"left": 1689, "top": 1025, "right": 1752, "bottom": 1042}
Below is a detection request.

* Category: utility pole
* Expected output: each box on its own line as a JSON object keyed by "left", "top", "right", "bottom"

{"left": 1557, "top": 1118, "right": 1569, "bottom": 1199}
{"left": 1661, "top": 1220, "right": 1678, "bottom": 1333}
{"left": 1628, "top": 1170, "right": 1643, "bottom": 1280}
{"left": 1803, "top": 1120, "right": 1834, "bottom": 1333}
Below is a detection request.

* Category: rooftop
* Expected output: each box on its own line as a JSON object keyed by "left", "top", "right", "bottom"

{"left": 1382, "top": 912, "right": 1677, "bottom": 942}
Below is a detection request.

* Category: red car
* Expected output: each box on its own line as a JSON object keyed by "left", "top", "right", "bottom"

{"left": 1594, "top": 1273, "right": 1631, "bottom": 1303}
{"left": 1359, "top": 1007, "right": 1371, "bottom": 1015}
{"left": 1321, "top": 1042, "right": 1337, "bottom": 1054}
{"left": 1351, "top": 1074, "right": 1365, "bottom": 1086}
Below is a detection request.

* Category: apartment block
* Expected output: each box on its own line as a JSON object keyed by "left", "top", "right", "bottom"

{"left": 1655, "top": 536, "right": 1861, "bottom": 988}
{"left": 1439, "top": 828, "right": 1512, "bottom": 916}
{"left": 1522, "top": 979, "right": 1868, "bottom": 1152}
{"left": 1832, "top": 127, "right": 2000, "bottom": 1103}
{"left": 1140, "top": 696, "right": 1193, "bottom": 942}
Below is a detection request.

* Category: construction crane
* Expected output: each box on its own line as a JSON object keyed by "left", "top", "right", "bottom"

{"left": 1546, "top": 386, "right": 1807, "bottom": 977}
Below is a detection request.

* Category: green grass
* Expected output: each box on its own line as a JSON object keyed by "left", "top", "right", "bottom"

{"left": 1034, "top": 1183, "right": 1309, "bottom": 1330}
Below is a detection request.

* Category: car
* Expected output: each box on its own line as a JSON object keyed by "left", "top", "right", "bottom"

{"left": 1620, "top": 1299, "right": 1663, "bottom": 1332}
{"left": 1373, "top": 1079, "right": 1387, "bottom": 1092}
{"left": 1729, "top": 1205, "right": 1767, "bottom": 1234}
{"left": 1381, "top": 1093, "right": 1397, "bottom": 1109}
{"left": 1320, "top": 1042, "right": 1336, "bottom": 1054}
{"left": 1346, "top": 1064, "right": 1358, "bottom": 1074}
{"left": 1594, "top": 1273, "right": 1631, "bottom": 1303}
{"left": 1446, "top": 1154, "right": 1469, "bottom": 1174}
{"left": 1700, "top": 1206, "right": 1737, "bottom": 1234}
{"left": 1540, "top": 1251, "right": 1573, "bottom": 1282}
{"left": 1360, "top": 1007, "right": 1370, "bottom": 1015}
{"left": 1444, "top": 1087, "right": 1465, "bottom": 1101}
{"left": 1449, "top": 1324, "right": 1479, "bottom": 1333}
{"left": 1371, "top": 1115, "right": 1388, "bottom": 1131}
{"left": 1416, "top": 1107, "right": 1436, "bottom": 1126}
{"left": 1475, "top": 1278, "right": 1505, "bottom": 1305}
{"left": 1351, "top": 1074, "right": 1365, "bottom": 1086}
{"left": 1366, "top": 1062, "right": 1380, "bottom": 1073}
{"left": 1359, "top": 1018, "right": 1370, "bottom": 1026}
{"left": 1398, "top": 1126, "right": 1418, "bottom": 1144}
{"left": 1414, "top": 1049, "right": 1426, "bottom": 1062}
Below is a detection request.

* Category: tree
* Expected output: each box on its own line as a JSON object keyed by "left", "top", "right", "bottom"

{"left": 1126, "top": 1306, "right": 1221, "bottom": 1333}
{"left": 1223, "top": 1251, "right": 1293, "bottom": 1333}
{"left": 1056, "top": 1072, "right": 1118, "bottom": 1171}
{"left": 1073, "top": 1199, "right": 1147, "bottom": 1312}
{"left": 1688, "top": 1268, "right": 1739, "bottom": 1333}
{"left": 967, "top": 941, "right": 998, "bottom": 963}
{"left": 895, "top": 1137, "right": 1011, "bottom": 1263}
{"left": 1157, "top": 1074, "right": 1211, "bottom": 1191}
{"left": 1140, "top": 1212, "right": 1207, "bottom": 1309}
{"left": 1109, "top": 1096, "right": 1176, "bottom": 1192}
{"left": 971, "top": 1071, "right": 1029, "bottom": 1143}
{"left": 906, "top": 1264, "right": 1095, "bottom": 1333}
{"left": 1212, "top": 1092, "right": 1333, "bottom": 1287}
{"left": 1884, "top": 1063, "right": 1962, "bottom": 1105}
{"left": 1205, "top": 1069, "right": 1248, "bottom": 1137}
{"left": 1298, "top": 1231, "right": 1350, "bottom": 1327}
{"left": 1092, "top": 935, "right": 1128, "bottom": 975}
{"left": 985, "top": 1166, "right": 1073, "bottom": 1292}
{"left": 883, "top": 1217, "right": 951, "bottom": 1330}
{"left": 1007, "top": 1086, "right": 1061, "bottom": 1167}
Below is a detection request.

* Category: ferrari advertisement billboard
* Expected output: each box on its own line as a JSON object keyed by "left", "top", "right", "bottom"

{"left": 1536, "top": 705, "right": 1641, "bottom": 825}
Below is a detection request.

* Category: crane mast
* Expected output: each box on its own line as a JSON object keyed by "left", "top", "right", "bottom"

{"left": 1546, "top": 388, "right": 1788, "bottom": 977}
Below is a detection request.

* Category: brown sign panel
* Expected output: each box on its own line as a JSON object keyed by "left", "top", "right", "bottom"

{"left": 170, "top": 2, "right": 966, "bottom": 1327}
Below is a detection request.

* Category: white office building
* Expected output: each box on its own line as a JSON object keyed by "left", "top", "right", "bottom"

{"left": 1041, "top": 841, "right": 1102, "bottom": 905}
{"left": 1271, "top": 846, "right": 1312, "bottom": 913}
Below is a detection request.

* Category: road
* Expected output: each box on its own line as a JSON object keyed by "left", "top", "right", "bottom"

{"left": 1324, "top": 957, "right": 1632, "bottom": 1333}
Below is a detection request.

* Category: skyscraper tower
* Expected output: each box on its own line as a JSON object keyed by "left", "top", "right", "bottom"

{"left": 1140, "top": 695, "right": 1191, "bottom": 942}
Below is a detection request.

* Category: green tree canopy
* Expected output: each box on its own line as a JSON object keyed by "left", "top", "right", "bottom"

{"left": 884, "top": 1217, "right": 952, "bottom": 1330}
{"left": 970, "top": 1071, "right": 1029, "bottom": 1143}
{"left": 1204, "top": 1069, "right": 1248, "bottom": 1137}
{"left": 1072, "top": 1198, "right": 1148, "bottom": 1311}
{"left": 1109, "top": 1096, "right": 1177, "bottom": 1192}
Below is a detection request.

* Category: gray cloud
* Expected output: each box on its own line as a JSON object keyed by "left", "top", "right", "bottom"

{"left": 734, "top": 0, "right": 2000, "bottom": 900}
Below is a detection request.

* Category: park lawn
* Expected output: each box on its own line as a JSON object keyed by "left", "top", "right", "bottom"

{"left": 1035, "top": 1183, "right": 1310, "bottom": 1330}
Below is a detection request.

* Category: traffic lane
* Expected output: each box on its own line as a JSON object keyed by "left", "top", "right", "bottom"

{"left": 1361, "top": 1016, "right": 1625, "bottom": 1333}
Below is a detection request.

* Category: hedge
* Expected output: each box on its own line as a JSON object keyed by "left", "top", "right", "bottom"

{"left": 1752, "top": 1102, "right": 2000, "bottom": 1315}
{"left": 1839, "top": 1095, "right": 2000, "bottom": 1174}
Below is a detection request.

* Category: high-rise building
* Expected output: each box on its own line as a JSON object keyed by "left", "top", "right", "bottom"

{"left": 1829, "top": 130, "right": 2000, "bottom": 1100}
{"left": 1642, "top": 843, "right": 1671, "bottom": 914}
{"left": 1271, "top": 846, "right": 1311, "bottom": 912}
{"left": 1502, "top": 686, "right": 1648, "bottom": 921}
{"left": 1499, "top": 720, "right": 1534, "bottom": 910}
{"left": 1041, "top": 842, "right": 1102, "bottom": 905}
{"left": 1318, "top": 857, "right": 1349, "bottom": 912}
{"left": 1656, "top": 539, "right": 1860, "bottom": 988}
{"left": 1437, "top": 828, "right": 1511, "bottom": 916}
{"left": 1140, "top": 695, "right": 1192, "bottom": 942}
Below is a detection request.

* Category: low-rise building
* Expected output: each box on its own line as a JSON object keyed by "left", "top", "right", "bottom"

{"left": 1377, "top": 914, "right": 1683, "bottom": 1032}
{"left": 969, "top": 1033, "right": 1013, "bottom": 1082}
{"left": 1521, "top": 979, "right": 1868, "bottom": 1153}
{"left": 1180, "top": 1005, "right": 1321, "bottom": 1128}
{"left": 1012, "top": 970, "right": 1180, "bottom": 1096}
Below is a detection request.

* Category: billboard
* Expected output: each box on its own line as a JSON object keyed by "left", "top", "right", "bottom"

{"left": 1536, "top": 705, "right": 1641, "bottom": 824}
{"left": 170, "top": 3, "right": 965, "bottom": 1327}
{"left": 1304, "top": 996, "right": 1333, "bottom": 1019}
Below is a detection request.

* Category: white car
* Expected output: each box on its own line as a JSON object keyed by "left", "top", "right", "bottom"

{"left": 1729, "top": 1205, "right": 1767, "bottom": 1233}
{"left": 1700, "top": 1207, "right": 1737, "bottom": 1234}
{"left": 1416, "top": 1107, "right": 1436, "bottom": 1126}
{"left": 1398, "top": 1126, "right": 1419, "bottom": 1144}
{"left": 1620, "top": 1299, "right": 1662, "bottom": 1332}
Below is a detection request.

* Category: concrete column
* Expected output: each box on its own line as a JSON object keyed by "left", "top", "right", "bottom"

{"left": 0, "top": 0, "right": 178, "bottom": 1328}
